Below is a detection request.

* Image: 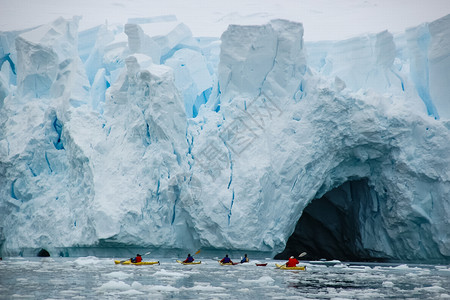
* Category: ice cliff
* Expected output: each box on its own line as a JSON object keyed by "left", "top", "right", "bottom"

{"left": 0, "top": 14, "right": 449, "bottom": 262}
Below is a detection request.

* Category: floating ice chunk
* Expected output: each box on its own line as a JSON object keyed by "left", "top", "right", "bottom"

{"left": 118, "top": 289, "right": 144, "bottom": 296}
{"left": 97, "top": 280, "right": 131, "bottom": 291}
{"left": 414, "top": 285, "right": 446, "bottom": 293}
{"left": 74, "top": 256, "right": 102, "bottom": 265}
{"left": 181, "top": 283, "right": 226, "bottom": 292}
{"left": 153, "top": 269, "right": 188, "bottom": 278}
{"left": 131, "top": 282, "right": 143, "bottom": 289}
{"left": 141, "top": 285, "right": 179, "bottom": 292}
{"left": 59, "top": 290, "right": 82, "bottom": 297}
{"left": 393, "top": 264, "right": 410, "bottom": 269}
{"left": 382, "top": 281, "right": 394, "bottom": 287}
{"left": 239, "top": 276, "right": 275, "bottom": 284}
{"left": 105, "top": 271, "right": 132, "bottom": 280}
{"left": 333, "top": 263, "right": 348, "bottom": 268}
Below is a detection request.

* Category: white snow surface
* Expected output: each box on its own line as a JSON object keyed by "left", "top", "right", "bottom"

{"left": 0, "top": 10, "right": 450, "bottom": 262}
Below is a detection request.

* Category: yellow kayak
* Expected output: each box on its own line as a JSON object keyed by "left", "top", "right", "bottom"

{"left": 219, "top": 262, "right": 239, "bottom": 265}
{"left": 176, "top": 260, "right": 201, "bottom": 265}
{"left": 114, "top": 260, "right": 160, "bottom": 265}
{"left": 275, "top": 263, "right": 306, "bottom": 270}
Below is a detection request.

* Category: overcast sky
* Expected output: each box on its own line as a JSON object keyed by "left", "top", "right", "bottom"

{"left": 1, "top": 0, "right": 450, "bottom": 41}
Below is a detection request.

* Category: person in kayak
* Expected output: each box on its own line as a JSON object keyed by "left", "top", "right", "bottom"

{"left": 131, "top": 254, "right": 142, "bottom": 263}
{"left": 240, "top": 254, "right": 249, "bottom": 263}
{"left": 183, "top": 254, "right": 194, "bottom": 263}
{"left": 220, "top": 254, "right": 233, "bottom": 264}
{"left": 286, "top": 256, "right": 299, "bottom": 267}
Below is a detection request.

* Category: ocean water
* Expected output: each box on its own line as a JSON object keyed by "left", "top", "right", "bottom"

{"left": 1, "top": 257, "right": 449, "bottom": 299}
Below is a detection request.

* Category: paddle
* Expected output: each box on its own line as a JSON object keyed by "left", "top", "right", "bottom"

{"left": 142, "top": 251, "right": 153, "bottom": 263}
{"left": 299, "top": 252, "right": 307, "bottom": 258}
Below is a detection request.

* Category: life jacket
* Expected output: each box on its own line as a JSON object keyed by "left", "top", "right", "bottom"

{"left": 185, "top": 256, "right": 194, "bottom": 263}
{"left": 135, "top": 256, "right": 142, "bottom": 263}
{"left": 221, "top": 257, "right": 231, "bottom": 263}
{"left": 286, "top": 258, "right": 299, "bottom": 267}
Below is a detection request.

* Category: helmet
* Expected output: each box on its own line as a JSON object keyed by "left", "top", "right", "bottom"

{"left": 290, "top": 256, "right": 294, "bottom": 259}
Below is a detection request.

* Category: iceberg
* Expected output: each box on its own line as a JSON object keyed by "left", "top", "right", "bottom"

{"left": 0, "top": 13, "right": 449, "bottom": 263}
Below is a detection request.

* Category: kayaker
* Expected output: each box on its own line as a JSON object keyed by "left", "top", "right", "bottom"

{"left": 240, "top": 254, "right": 249, "bottom": 263}
{"left": 286, "top": 256, "right": 299, "bottom": 267}
{"left": 131, "top": 254, "right": 142, "bottom": 263}
{"left": 184, "top": 254, "right": 194, "bottom": 263}
{"left": 220, "top": 254, "right": 233, "bottom": 264}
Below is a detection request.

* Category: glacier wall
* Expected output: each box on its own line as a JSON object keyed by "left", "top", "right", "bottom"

{"left": 0, "top": 14, "right": 449, "bottom": 262}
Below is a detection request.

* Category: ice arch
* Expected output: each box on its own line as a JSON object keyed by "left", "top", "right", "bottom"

{"left": 276, "top": 179, "right": 390, "bottom": 262}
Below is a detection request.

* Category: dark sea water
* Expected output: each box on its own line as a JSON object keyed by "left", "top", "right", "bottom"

{"left": 1, "top": 257, "right": 449, "bottom": 299}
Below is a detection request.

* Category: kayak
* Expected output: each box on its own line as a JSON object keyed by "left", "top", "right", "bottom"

{"left": 255, "top": 263, "right": 268, "bottom": 266}
{"left": 115, "top": 260, "right": 159, "bottom": 265}
{"left": 176, "top": 260, "right": 202, "bottom": 265}
{"left": 114, "top": 260, "right": 159, "bottom": 265}
{"left": 275, "top": 263, "right": 306, "bottom": 270}
{"left": 220, "top": 262, "right": 239, "bottom": 265}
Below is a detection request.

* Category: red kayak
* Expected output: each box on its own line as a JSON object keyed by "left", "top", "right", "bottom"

{"left": 255, "top": 263, "right": 267, "bottom": 266}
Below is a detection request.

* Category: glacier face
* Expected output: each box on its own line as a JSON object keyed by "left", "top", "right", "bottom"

{"left": 0, "top": 14, "right": 449, "bottom": 262}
